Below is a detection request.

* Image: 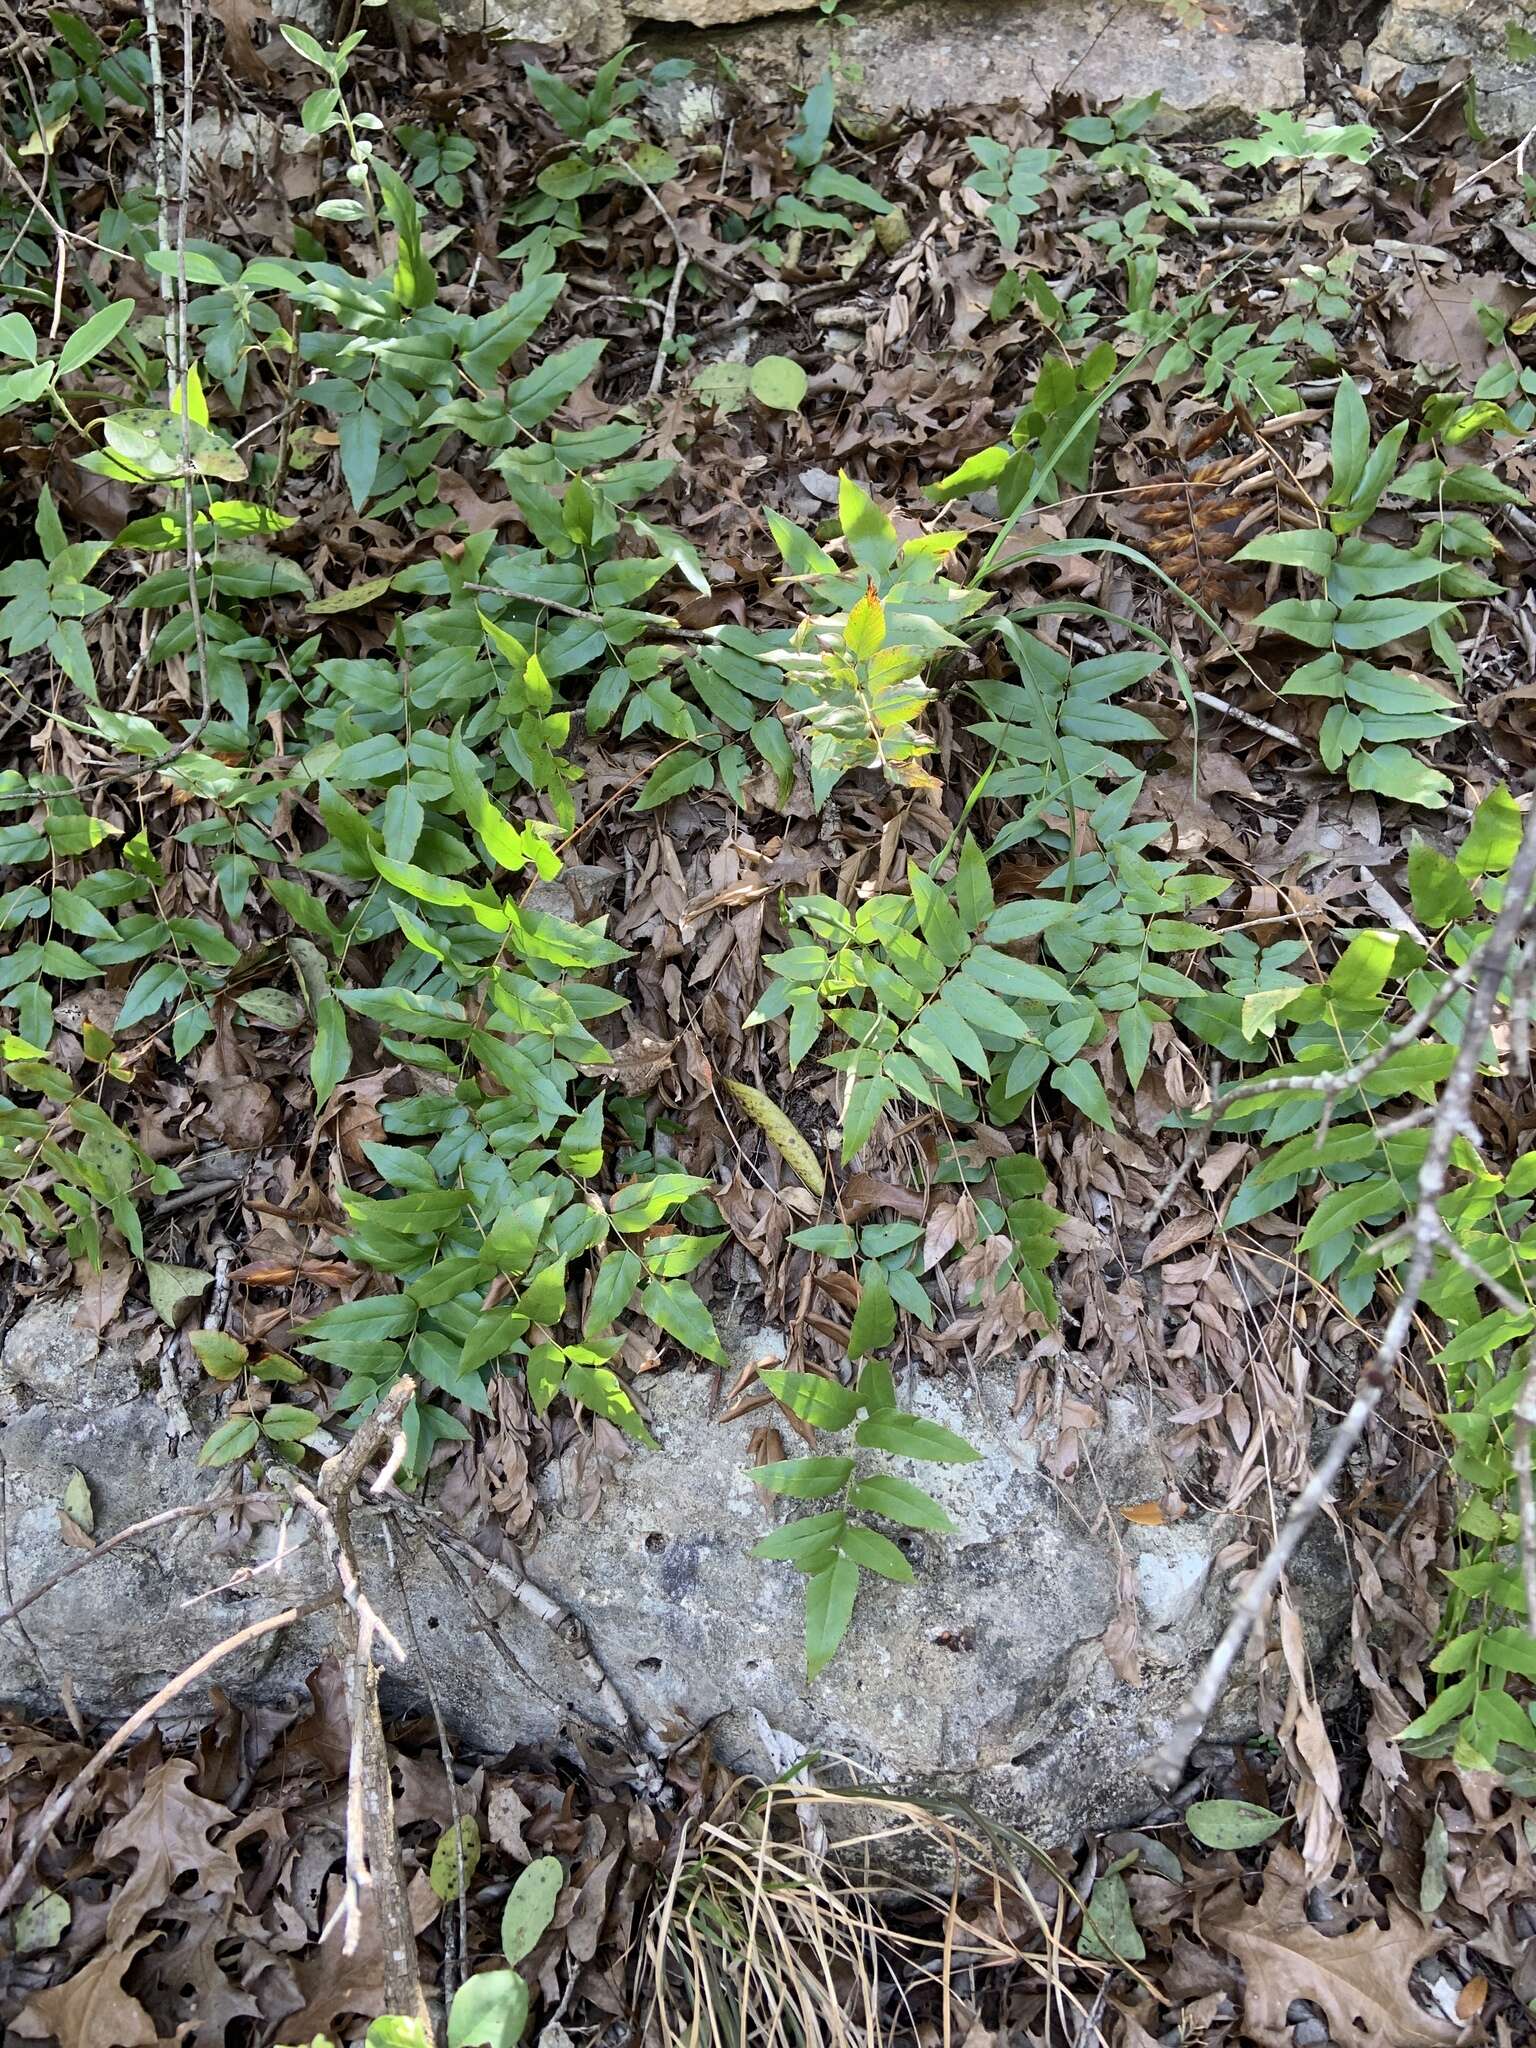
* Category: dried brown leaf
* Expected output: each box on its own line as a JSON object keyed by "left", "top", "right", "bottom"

{"left": 1207, "top": 1852, "right": 1457, "bottom": 2048}
{"left": 12, "top": 1934, "right": 159, "bottom": 2045}
{"left": 98, "top": 1758, "right": 241, "bottom": 1943}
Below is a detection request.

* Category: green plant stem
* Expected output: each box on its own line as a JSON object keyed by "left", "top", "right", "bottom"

{"left": 968, "top": 350, "right": 1149, "bottom": 589}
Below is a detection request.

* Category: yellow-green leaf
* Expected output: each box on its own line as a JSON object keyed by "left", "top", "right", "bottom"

{"left": 723, "top": 1079, "right": 826, "bottom": 1196}
{"left": 429, "top": 1816, "right": 482, "bottom": 1901}
{"left": 843, "top": 585, "right": 885, "bottom": 664}
{"left": 61, "top": 1468, "right": 93, "bottom": 1534}
{"left": 308, "top": 574, "right": 395, "bottom": 616}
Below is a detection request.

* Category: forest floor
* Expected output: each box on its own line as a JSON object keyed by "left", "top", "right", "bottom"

{"left": 2, "top": 2, "right": 1536, "bottom": 2044}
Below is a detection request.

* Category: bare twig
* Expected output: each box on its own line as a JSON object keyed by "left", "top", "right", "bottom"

{"left": 1144, "top": 1062, "right": 1222, "bottom": 1226}
{"left": 1450, "top": 119, "right": 1536, "bottom": 195}
{"left": 1214, "top": 923, "right": 1521, "bottom": 1114}
{"left": 1190, "top": 688, "right": 1307, "bottom": 753}
{"left": 624, "top": 168, "right": 688, "bottom": 400}
{"left": 1150, "top": 802, "right": 1536, "bottom": 1789}
{"left": 0, "top": 1596, "right": 337, "bottom": 1918}
{"left": 157, "top": 1247, "right": 233, "bottom": 1441}
{"left": 1513, "top": 1351, "right": 1536, "bottom": 1640}
{"left": 320, "top": 1375, "right": 415, "bottom": 1504}
{"left": 390, "top": 1490, "right": 661, "bottom": 1757}
{"left": 1418, "top": 1214, "right": 1531, "bottom": 1319}
{"left": 282, "top": 1377, "right": 430, "bottom": 2030}
{"left": 205, "top": 1244, "right": 233, "bottom": 1335}
{"left": 141, "top": 0, "right": 174, "bottom": 368}
{"left": 156, "top": 1324, "right": 196, "bottom": 1441}
{"left": 180, "top": 1518, "right": 319, "bottom": 1608}
{"left": 384, "top": 1518, "right": 469, "bottom": 2001}
{"left": 0, "top": 1492, "right": 240, "bottom": 1626}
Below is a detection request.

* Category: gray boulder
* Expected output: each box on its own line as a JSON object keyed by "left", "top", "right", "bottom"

{"left": 1367, "top": 1, "right": 1536, "bottom": 135}
{"left": 0, "top": 1299, "right": 1350, "bottom": 1852}
{"left": 428, "top": 0, "right": 1306, "bottom": 123}
{"left": 650, "top": 0, "right": 1305, "bottom": 127}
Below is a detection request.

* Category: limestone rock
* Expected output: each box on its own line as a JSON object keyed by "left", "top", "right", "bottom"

{"left": 0, "top": 1300, "right": 1351, "bottom": 1853}
{"left": 1367, "top": 1, "right": 1536, "bottom": 135}
{"left": 0, "top": 1298, "right": 141, "bottom": 1418}
{"left": 521, "top": 861, "right": 621, "bottom": 923}
{"left": 524, "top": 1350, "right": 1349, "bottom": 1843}
{"left": 640, "top": 0, "right": 818, "bottom": 23}
{"left": 421, "top": 0, "right": 1304, "bottom": 123}
{"left": 432, "top": 0, "right": 625, "bottom": 50}
{"left": 671, "top": 0, "right": 1304, "bottom": 125}
{"left": 0, "top": 1307, "right": 469, "bottom": 1740}
{"left": 446, "top": 0, "right": 1299, "bottom": 123}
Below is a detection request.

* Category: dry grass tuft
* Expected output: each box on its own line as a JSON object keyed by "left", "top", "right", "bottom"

{"left": 637, "top": 1776, "right": 1124, "bottom": 2048}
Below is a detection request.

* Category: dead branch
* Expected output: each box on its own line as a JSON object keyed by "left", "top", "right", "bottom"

{"left": 383, "top": 1519, "right": 469, "bottom": 2003}
{"left": 1150, "top": 800, "right": 1536, "bottom": 1790}
{"left": 0, "top": 1596, "right": 337, "bottom": 1919}
{"left": 284, "top": 1375, "right": 431, "bottom": 2032}
{"left": 625, "top": 167, "right": 688, "bottom": 400}
{"left": 1515, "top": 1357, "right": 1536, "bottom": 1642}
{"left": 156, "top": 1247, "right": 234, "bottom": 1441}
{"left": 156, "top": 1324, "right": 195, "bottom": 1441}
{"left": 0, "top": 1491, "right": 241, "bottom": 1626}
{"left": 1190, "top": 687, "right": 1306, "bottom": 753}
{"left": 1213, "top": 929, "right": 1503, "bottom": 1114}
{"left": 0, "top": 1370, "right": 427, "bottom": 2034}
{"left": 390, "top": 1490, "right": 662, "bottom": 1757}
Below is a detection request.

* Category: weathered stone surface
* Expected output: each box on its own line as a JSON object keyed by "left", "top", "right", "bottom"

{"left": 425, "top": 0, "right": 1303, "bottom": 120}
{"left": 0, "top": 1308, "right": 488, "bottom": 1740}
{"left": 643, "top": 0, "right": 819, "bottom": 23}
{"left": 433, "top": 0, "right": 625, "bottom": 48}
{"left": 1367, "top": 2, "right": 1536, "bottom": 135}
{"left": 521, "top": 861, "right": 621, "bottom": 924}
{"left": 659, "top": 0, "right": 1305, "bottom": 124}
{"left": 0, "top": 1301, "right": 1351, "bottom": 1851}
{"left": 523, "top": 1346, "right": 1349, "bottom": 1842}
{"left": 424, "top": 0, "right": 1536, "bottom": 134}
{"left": 0, "top": 1298, "right": 142, "bottom": 1417}
{"left": 424, "top": 0, "right": 1304, "bottom": 120}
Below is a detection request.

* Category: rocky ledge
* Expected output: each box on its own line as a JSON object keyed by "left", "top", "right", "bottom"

{"left": 432, "top": 0, "right": 1535, "bottom": 134}
{"left": 0, "top": 1298, "right": 1351, "bottom": 1857}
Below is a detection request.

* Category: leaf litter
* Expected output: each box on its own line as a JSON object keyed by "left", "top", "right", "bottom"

{"left": 0, "top": 1, "right": 1535, "bottom": 2043}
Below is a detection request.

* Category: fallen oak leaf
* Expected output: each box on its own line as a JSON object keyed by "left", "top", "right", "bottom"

{"left": 1206, "top": 1850, "right": 1458, "bottom": 2048}
{"left": 11, "top": 1933, "right": 159, "bottom": 2045}
{"left": 129, "top": 1903, "right": 265, "bottom": 2047}
{"left": 278, "top": 1868, "right": 442, "bottom": 2040}
{"left": 1388, "top": 270, "right": 1522, "bottom": 387}
{"left": 98, "top": 1757, "right": 241, "bottom": 1942}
